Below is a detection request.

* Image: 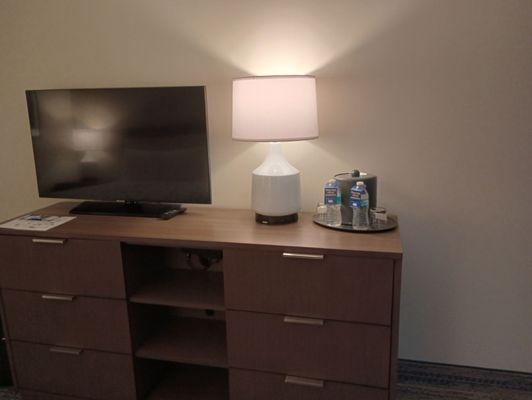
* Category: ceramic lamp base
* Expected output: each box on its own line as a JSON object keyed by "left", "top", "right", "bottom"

{"left": 251, "top": 142, "right": 301, "bottom": 224}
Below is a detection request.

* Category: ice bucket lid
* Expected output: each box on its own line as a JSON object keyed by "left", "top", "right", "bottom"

{"left": 334, "top": 170, "right": 376, "bottom": 183}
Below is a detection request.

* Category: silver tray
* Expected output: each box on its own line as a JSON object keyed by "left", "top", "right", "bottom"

{"left": 313, "top": 215, "right": 398, "bottom": 233}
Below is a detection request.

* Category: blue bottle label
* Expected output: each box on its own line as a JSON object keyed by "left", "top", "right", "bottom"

{"left": 350, "top": 188, "right": 368, "bottom": 208}
{"left": 324, "top": 187, "right": 338, "bottom": 205}
{"left": 352, "top": 198, "right": 369, "bottom": 209}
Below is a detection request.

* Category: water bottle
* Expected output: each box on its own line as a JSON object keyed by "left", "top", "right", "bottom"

{"left": 324, "top": 179, "right": 342, "bottom": 226}
{"left": 350, "top": 181, "right": 369, "bottom": 229}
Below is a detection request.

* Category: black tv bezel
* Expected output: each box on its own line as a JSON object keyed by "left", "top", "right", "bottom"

{"left": 25, "top": 85, "right": 212, "bottom": 206}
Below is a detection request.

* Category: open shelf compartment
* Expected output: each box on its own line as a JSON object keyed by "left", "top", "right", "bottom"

{"left": 136, "top": 316, "right": 228, "bottom": 368}
{"left": 123, "top": 244, "right": 225, "bottom": 312}
{"left": 130, "top": 269, "right": 225, "bottom": 311}
{"left": 146, "top": 364, "right": 228, "bottom": 400}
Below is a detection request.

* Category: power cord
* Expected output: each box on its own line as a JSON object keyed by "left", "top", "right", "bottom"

{"left": 184, "top": 249, "right": 222, "bottom": 271}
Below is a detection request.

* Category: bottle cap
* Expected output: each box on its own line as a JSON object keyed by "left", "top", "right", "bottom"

{"left": 356, "top": 181, "right": 365, "bottom": 186}
{"left": 328, "top": 179, "right": 336, "bottom": 184}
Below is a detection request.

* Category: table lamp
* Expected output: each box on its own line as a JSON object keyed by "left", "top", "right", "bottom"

{"left": 232, "top": 76, "right": 319, "bottom": 224}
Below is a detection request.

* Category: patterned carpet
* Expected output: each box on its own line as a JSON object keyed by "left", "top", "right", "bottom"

{"left": 398, "top": 360, "right": 532, "bottom": 399}
{"left": 0, "top": 360, "right": 530, "bottom": 399}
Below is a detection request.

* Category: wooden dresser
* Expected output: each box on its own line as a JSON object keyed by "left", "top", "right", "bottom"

{"left": 0, "top": 202, "right": 403, "bottom": 400}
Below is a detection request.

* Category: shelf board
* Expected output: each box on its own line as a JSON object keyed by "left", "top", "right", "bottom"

{"left": 147, "top": 365, "right": 228, "bottom": 400}
{"left": 130, "top": 269, "right": 225, "bottom": 311}
{"left": 136, "top": 317, "right": 228, "bottom": 368}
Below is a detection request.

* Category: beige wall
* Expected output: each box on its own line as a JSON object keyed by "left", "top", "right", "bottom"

{"left": 1, "top": 0, "right": 531, "bottom": 372}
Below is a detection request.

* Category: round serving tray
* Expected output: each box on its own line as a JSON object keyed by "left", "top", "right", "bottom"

{"left": 313, "top": 215, "right": 398, "bottom": 233}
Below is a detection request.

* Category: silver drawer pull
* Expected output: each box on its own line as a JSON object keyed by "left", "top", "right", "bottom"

{"left": 49, "top": 346, "right": 82, "bottom": 356}
{"left": 285, "top": 375, "right": 324, "bottom": 388}
{"left": 282, "top": 252, "right": 324, "bottom": 260}
{"left": 283, "top": 316, "right": 324, "bottom": 326}
{"left": 42, "top": 294, "right": 75, "bottom": 302}
{"left": 32, "top": 238, "right": 66, "bottom": 245}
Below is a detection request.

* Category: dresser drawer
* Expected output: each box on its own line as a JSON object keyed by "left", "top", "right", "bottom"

{"left": 230, "top": 368, "right": 388, "bottom": 400}
{"left": 227, "top": 311, "right": 390, "bottom": 388}
{"left": 2, "top": 289, "right": 131, "bottom": 353}
{"left": 11, "top": 341, "right": 136, "bottom": 400}
{"left": 224, "top": 249, "right": 393, "bottom": 325}
{"left": 0, "top": 236, "right": 125, "bottom": 298}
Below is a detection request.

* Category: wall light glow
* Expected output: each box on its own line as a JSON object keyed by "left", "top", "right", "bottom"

{"left": 147, "top": 0, "right": 421, "bottom": 75}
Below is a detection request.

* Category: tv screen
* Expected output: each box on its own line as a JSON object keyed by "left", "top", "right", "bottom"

{"left": 26, "top": 86, "right": 211, "bottom": 204}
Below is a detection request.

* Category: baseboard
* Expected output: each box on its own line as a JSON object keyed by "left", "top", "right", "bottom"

{"left": 399, "top": 358, "right": 532, "bottom": 376}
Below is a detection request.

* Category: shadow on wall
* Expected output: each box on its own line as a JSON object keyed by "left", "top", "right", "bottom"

{"left": 309, "top": 0, "right": 532, "bottom": 371}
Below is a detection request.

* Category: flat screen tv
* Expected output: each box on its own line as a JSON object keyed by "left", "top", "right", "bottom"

{"left": 26, "top": 86, "right": 211, "bottom": 218}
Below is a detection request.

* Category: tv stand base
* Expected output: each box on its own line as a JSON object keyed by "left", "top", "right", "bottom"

{"left": 70, "top": 201, "right": 186, "bottom": 219}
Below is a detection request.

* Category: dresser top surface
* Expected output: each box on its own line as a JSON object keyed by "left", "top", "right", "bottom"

{"left": 0, "top": 202, "right": 403, "bottom": 258}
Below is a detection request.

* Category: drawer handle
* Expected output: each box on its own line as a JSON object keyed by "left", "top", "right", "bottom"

{"left": 282, "top": 252, "right": 324, "bottom": 260}
{"left": 41, "top": 294, "right": 75, "bottom": 302}
{"left": 49, "top": 346, "right": 82, "bottom": 356}
{"left": 32, "top": 238, "right": 66, "bottom": 245}
{"left": 285, "top": 375, "right": 324, "bottom": 388}
{"left": 283, "top": 316, "right": 324, "bottom": 326}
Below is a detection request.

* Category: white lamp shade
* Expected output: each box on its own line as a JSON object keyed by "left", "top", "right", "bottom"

{"left": 232, "top": 76, "right": 319, "bottom": 142}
